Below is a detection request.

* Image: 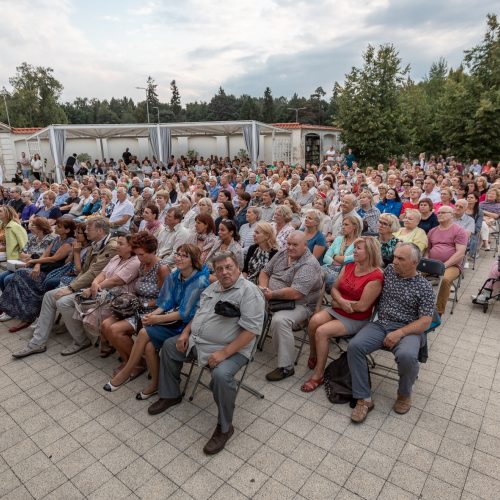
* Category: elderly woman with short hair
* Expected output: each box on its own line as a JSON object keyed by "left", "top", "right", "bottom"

{"left": 394, "top": 208, "right": 428, "bottom": 253}
{"left": 272, "top": 205, "right": 295, "bottom": 250}
{"left": 357, "top": 190, "right": 380, "bottom": 234}
{"left": 302, "top": 209, "right": 327, "bottom": 263}
{"left": 239, "top": 206, "right": 261, "bottom": 254}
{"left": 377, "top": 213, "right": 400, "bottom": 267}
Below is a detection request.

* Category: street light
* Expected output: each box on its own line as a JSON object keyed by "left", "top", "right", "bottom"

{"left": 152, "top": 106, "right": 160, "bottom": 124}
{"left": 1, "top": 90, "right": 11, "bottom": 128}
{"left": 287, "top": 107, "right": 307, "bottom": 123}
{"left": 135, "top": 86, "right": 150, "bottom": 124}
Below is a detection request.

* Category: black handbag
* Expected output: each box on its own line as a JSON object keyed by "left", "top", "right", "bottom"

{"left": 268, "top": 299, "right": 295, "bottom": 313}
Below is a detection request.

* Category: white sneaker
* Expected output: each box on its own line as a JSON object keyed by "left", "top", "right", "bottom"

{"left": 464, "top": 261, "right": 470, "bottom": 269}
{"left": 0, "top": 312, "right": 12, "bottom": 322}
{"left": 30, "top": 319, "right": 38, "bottom": 329}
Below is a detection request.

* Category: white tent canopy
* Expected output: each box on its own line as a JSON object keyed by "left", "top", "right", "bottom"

{"left": 25, "top": 120, "right": 290, "bottom": 181}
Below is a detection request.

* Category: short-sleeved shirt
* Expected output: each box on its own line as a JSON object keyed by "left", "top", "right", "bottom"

{"left": 454, "top": 214, "right": 475, "bottom": 235}
{"left": 377, "top": 264, "right": 435, "bottom": 327}
{"left": 188, "top": 276, "right": 265, "bottom": 366}
{"left": 263, "top": 248, "right": 323, "bottom": 313}
{"left": 101, "top": 255, "right": 141, "bottom": 292}
{"left": 301, "top": 229, "right": 326, "bottom": 264}
{"left": 428, "top": 223, "right": 468, "bottom": 271}
{"left": 109, "top": 199, "right": 135, "bottom": 230}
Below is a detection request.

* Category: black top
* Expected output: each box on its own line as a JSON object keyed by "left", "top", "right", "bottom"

{"left": 242, "top": 243, "right": 278, "bottom": 274}
{"left": 418, "top": 212, "right": 439, "bottom": 233}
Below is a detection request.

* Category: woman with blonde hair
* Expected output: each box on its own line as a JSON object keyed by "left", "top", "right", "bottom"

{"left": 0, "top": 205, "right": 28, "bottom": 260}
{"left": 322, "top": 214, "right": 362, "bottom": 291}
{"left": 242, "top": 221, "right": 278, "bottom": 284}
{"left": 302, "top": 237, "right": 384, "bottom": 392}
{"left": 197, "top": 197, "right": 213, "bottom": 218}
{"left": 394, "top": 209, "right": 428, "bottom": 253}
{"left": 302, "top": 209, "right": 327, "bottom": 263}
{"left": 357, "top": 190, "right": 380, "bottom": 234}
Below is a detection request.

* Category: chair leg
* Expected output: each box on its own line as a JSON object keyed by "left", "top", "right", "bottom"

{"left": 188, "top": 366, "right": 205, "bottom": 401}
{"left": 181, "top": 359, "right": 196, "bottom": 397}
{"left": 294, "top": 328, "right": 308, "bottom": 366}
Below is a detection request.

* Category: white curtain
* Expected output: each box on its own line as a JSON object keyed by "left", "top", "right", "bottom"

{"left": 49, "top": 127, "right": 65, "bottom": 183}
{"left": 243, "top": 122, "right": 260, "bottom": 168}
{"left": 159, "top": 126, "right": 171, "bottom": 164}
{"left": 148, "top": 126, "right": 160, "bottom": 160}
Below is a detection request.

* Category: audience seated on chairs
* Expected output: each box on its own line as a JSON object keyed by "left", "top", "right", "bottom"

{"left": 302, "top": 237, "right": 383, "bottom": 392}
{"left": 259, "top": 231, "right": 322, "bottom": 381}
{"left": 347, "top": 242, "right": 435, "bottom": 423}
{"left": 0, "top": 218, "right": 76, "bottom": 332}
{"left": 100, "top": 232, "right": 169, "bottom": 368}
{"left": 147, "top": 251, "right": 265, "bottom": 455}
{"left": 103, "top": 244, "right": 209, "bottom": 399}
{"left": 426, "top": 206, "right": 468, "bottom": 316}
{"left": 11, "top": 217, "right": 118, "bottom": 358}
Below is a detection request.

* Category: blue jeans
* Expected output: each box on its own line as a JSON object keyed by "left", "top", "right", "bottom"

{"left": 0, "top": 271, "right": 14, "bottom": 291}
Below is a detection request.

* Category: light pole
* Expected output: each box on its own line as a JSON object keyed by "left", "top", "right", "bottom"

{"left": 136, "top": 86, "right": 150, "bottom": 123}
{"left": 152, "top": 106, "right": 160, "bottom": 124}
{"left": 2, "top": 91, "right": 11, "bottom": 128}
{"left": 287, "top": 107, "right": 307, "bottom": 123}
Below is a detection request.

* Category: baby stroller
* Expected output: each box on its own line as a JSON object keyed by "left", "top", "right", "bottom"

{"left": 472, "top": 256, "right": 500, "bottom": 313}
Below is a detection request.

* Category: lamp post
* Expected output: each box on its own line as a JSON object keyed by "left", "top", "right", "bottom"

{"left": 136, "top": 86, "right": 150, "bottom": 124}
{"left": 287, "top": 107, "right": 307, "bottom": 123}
{"left": 2, "top": 91, "right": 11, "bottom": 128}
{"left": 152, "top": 106, "right": 160, "bottom": 124}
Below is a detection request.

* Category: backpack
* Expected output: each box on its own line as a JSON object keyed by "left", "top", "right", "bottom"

{"left": 324, "top": 352, "right": 371, "bottom": 408}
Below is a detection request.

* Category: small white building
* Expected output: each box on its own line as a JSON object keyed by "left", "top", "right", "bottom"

{"left": 271, "top": 123, "right": 343, "bottom": 166}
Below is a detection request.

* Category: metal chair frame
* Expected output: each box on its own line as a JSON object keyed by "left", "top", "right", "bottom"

{"left": 182, "top": 333, "right": 264, "bottom": 402}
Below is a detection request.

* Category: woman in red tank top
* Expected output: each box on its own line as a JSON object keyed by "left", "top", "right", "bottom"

{"left": 301, "top": 237, "right": 384, "bottom": 392}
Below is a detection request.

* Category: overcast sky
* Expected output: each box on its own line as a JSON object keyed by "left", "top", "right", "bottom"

{"left": 0, "top": 0, "right": 496, "bottom": 104}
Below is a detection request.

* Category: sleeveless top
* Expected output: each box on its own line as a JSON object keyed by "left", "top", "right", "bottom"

{"left": 333, "top": 263, "right": 384, "bottom": 321}
{"left": 135, "top": 260, "right": 166, "bottom": 302}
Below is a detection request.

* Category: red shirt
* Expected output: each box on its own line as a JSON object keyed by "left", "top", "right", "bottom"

{"left": 401, "top": 201, "right": 419, "bottom": 216}
{"left": 334, "top": 263, "right": 384, "bottom": 320}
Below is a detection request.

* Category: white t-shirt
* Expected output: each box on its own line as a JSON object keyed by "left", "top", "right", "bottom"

{"left": 109, "top": 199, "right": 135, "bottom": 230}
{"left": 325, "top": 148, "right": 336, "bottom": 161}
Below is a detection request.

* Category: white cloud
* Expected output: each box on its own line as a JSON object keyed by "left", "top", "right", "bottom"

{"left": 0, "top": 0, "right": 496, "bottom": 104}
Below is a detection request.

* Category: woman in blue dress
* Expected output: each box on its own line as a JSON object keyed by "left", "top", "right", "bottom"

{"left": 104, "top": 243, "right": 210, "bottom": 399}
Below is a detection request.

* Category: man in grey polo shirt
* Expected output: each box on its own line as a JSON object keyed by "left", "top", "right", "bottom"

{"left": 148, "top": 252, "right": 265, "bottom": 455}
{"left": 259, "top": 231, "right": 322, "bottom": 381}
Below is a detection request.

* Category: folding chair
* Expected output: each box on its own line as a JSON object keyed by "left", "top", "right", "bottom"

{"left": 182, "top": 337, "right": 264, "bottom": 401}
{"left": 449, "top": 253, "right": 467, "bottom": 315}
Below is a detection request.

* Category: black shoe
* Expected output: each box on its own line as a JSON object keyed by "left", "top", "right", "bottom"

{"left": 203, "top": 424, "right": 234, "bottom": 455}
{"left": 147, "top": 396, "right": 182, "bottom": 415}
{"left": 265, "top": 367, "right": 295, "bottom": 381}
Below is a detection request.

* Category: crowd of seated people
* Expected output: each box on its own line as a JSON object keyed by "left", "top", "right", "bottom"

{"left": 0, "top": 151, "right": 499, "bottom": 453}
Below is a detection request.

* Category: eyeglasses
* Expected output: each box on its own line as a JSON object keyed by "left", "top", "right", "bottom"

{"left": 174, "top": 252, "right": 189, "bottom": 259}
{"left": 379, "top": 221, "right": 390, "bottom": 227}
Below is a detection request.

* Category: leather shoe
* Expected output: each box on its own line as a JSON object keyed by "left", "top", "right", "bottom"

{"left": 265, "top": 367, "right": 294, "bottom": 381}
{"left": 147, "top": 396, "right": 182, "bottom": 415}
{"left": 203, "top": 424, "right": 234, "bottom": 455}
{"left": 393, "top": 393, "right": 411, "bottom": 414}
{"left": 351, "top": 399, "right": 374, "bottom": 423}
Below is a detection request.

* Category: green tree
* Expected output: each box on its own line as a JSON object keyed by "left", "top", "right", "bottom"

{"left": 6, "top": 62, "right": 67, "bottom": 126}
{"left": 238, "top": 95, "right": 261, "bottom": 120}
{"left": 170, "top": 80, "right": 182, "bottom": 120}
{"left": 262, "top": 87, "right": 274, "bottom": 123}
{"left": 335, "top": 44, "right": 410, "bottom": 164}
{"left": 207, "top": 87, "right": 238, "bottom": 120}
{"left": 146, "top": 76, "right": 159, "bottom": 106}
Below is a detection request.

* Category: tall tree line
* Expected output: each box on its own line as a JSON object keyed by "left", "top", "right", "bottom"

{"left": 1, "top": 14, "right": 498, "bottom": 163}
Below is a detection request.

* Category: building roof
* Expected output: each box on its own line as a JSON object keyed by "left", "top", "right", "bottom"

{"left": 11, "top": 127, "right": 43, "bottom": 135}
{"left": 271, "top": 122, "right": 341, "bottom": 131}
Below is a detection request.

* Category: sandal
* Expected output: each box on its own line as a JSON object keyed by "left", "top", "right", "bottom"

{"left": 307, "top": 356, "right": 317, "bottom": 370}
{"left": 300, "top": 377, "right": 324, "bottom": 393}
{"left": 99, "top": 346, "right": 116, "bottom": 358}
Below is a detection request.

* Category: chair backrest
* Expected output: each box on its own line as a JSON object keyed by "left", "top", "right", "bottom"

{"left": 417, "top": 258, "right": 445, "bottom": 278}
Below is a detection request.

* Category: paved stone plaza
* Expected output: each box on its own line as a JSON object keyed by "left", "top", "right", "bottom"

{"left": 0, "top": 253, "right": 499, "bottom": 499}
